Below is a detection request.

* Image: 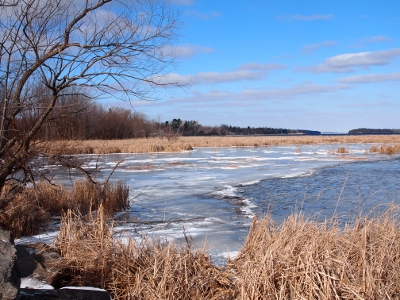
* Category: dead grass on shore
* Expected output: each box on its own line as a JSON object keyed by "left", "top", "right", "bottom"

{"left": 53, "top": 207, "right": 235, "bottom": 300}
{"left": 52, "top": 205, "right": 400, "bottom": 300}
{"left": 232, "top": 208, "right": 400, "bottom": 299}
{"left": 42, "top": 135, "right": 400, "bottom": 155}
{"left": 0, "top": 180, "right": 129, "bottom": 238}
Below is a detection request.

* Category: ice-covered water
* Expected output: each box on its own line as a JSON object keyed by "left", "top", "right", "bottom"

{"left": 17, "top": 143, "right": 400, "bottom": 265}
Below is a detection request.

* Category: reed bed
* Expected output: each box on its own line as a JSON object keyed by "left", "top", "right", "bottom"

{"left": 51, "top": 205, "right": 400, "bottom": 299}
{"left": 53, "top": 207, "right": 235, "bottom": 300}
{"left": 42, "top": 135, "right": 400, "bottom": 155}
{"left": 0, "top": 180, "right": 129, "bottom": 237}
{"left": 232, "top": 209, "right": 400, "bottom": 299}
{"left": 370, "top": 143, "right": 400, "bottom": 154}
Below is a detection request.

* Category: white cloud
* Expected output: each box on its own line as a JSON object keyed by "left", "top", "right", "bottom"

{"left": 152, "top": 69, "right": 267, "bottom": 85}
{"left": 152, "top": 63, "right": 285, "bottom": 85}
{"left": 301, "top": 41, "right": 338, "bottom": 55}
{"left": 278, "top": 14, "right": 334, "bottom": 21}
{"left": 299, "top": 48, "right": 400, "bottom": 73}
{"left": 339, "top": 72, "right": 400, "bottom": 84}
{"left": 175, "top": 45, "right": 214, "bottom": 58}
{"left": 237, "top": 63, "right": 286, "bottom": 71}
{"left": 184, "top": 9, "right": 222, "bottom": 20}
{"left": 168, "top": 82, "right": 349, "bottom": 103}
{"left": 161, "top": 44, "right": 214, "bottom": 59}
{"left": 362, "top": 35, "right": 393, "bottom": 43}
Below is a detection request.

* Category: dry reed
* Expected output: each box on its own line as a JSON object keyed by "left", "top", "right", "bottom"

{"left": 232, "top": 209, "right": 400, "bottom": 299}
{"left": 53, "top": 207, "right": 235, "bottom": 299}
{"left": 0, "top": 180, "right": 129, "bottom": 237}
{"left": 51, "top": 205, "right": 400, "bottom": 299}
{"left": 42, "top": 135, "right": 400, "bottom": 155}
{"left": 370, "top": 143, "right": 400, "bottom": 154}
{"left": 337, "top": 146, "right": 349, "bottom": 154}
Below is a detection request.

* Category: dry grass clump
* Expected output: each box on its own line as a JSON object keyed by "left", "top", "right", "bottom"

{"left": 0, "top": 180, "right": 129, "bottom": 237}
{"left": 42, "top": 135, "right": 400, "bottom": 154}
{"left": 51, "top": 204, "right": 400, "bottom": 299}
{"left": 370, "top": 143, "right": 400, "bottom": 154}
{"left": 337, "top": 146, "right": 349, "bottom": 154}
{"left": 53, "top": 207, "right": 235, "bottom": 300}
{"left": 0, "top": 186, "right": 50, "bottom": 238}
{"left": 231, "top": 210, "right": 400, "bottom": 299}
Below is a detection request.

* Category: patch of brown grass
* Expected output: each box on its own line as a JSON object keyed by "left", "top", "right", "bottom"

{"left": 337, "top": 146, "right": 349, "bottom": 154}
{"left": 51, "top": 205, "right": 400, "bottom": 299}
{"left": 0, "top": 180, "right": 129, "bottom": 238}
{"left": 53, "top": 207, "right": 235, "bottom": 299}
{"left": 370, "top": 143, "right": 400, "bottom": 154}
{"left": 232, "top": 209, "right": 400, "bottom": 299}
{"left": 0, "top": 190, "right": 50, "bottom": 238}
{"left": 42, "top": 135, "right": 400, "bottom": 154}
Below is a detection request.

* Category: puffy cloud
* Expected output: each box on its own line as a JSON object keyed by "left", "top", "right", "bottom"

{"left": 339, "top": 72, "right": 400, "bottom": 84}
{"left": 299, "top": 48, "right": 400, "bottom": 73}
{"left": 301, "top": 41, "right": 337, "bottom": 55}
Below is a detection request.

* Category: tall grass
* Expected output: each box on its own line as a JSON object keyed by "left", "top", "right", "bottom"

{"left": 42, "top": 135, "right": 400, "bottom": 154}
{"left": 370, "top": 143, "right": 400, "bottom": 154}
{"left": 53, "top": 207, "right": 235, "bottom": 299}
{"left": 51, "top": 206, "right": 400, "bottom": 299}
{"left": 233, "top": 210, "right": 400, "bottom": 299}
{"left": 0, "top": 180, "right": 129, "bottom": 237}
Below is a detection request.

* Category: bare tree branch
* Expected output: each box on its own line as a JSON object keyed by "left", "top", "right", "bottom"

{"left": 0, "top": 0, "right": 181, "bottom": 199}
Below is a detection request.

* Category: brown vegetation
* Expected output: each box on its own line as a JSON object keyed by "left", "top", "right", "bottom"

{"left": 50, "top": 205, "right": 400, "bottom": 299}
{"left": 43, "top": 135, "right": 400, "bottom": 155}
{"left": 53, "top": 207, "right": 235, "bottom": 299}
{"left": 370, "top": 143, "right": 400, "bottom": 154}
{"left": 0, "top": 180, "right": 129, "bottom": 238}
{"left": 336, "top": 146, "right": 349, "bottom": 154}
{"left": 232, "top": 210, "right": 400, "bottom": 299}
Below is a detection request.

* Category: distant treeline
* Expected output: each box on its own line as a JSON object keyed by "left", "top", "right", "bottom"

{"left": 11, "top": 92, "right": 319, "bottom": 140}
{"left": 220, "top": 125, "right": 320, "bottom": 136}
{"left": 348, "top": 128, "right": 400, "bottom": 135}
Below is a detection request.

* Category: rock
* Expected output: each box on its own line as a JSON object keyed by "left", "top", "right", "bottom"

{"left": 16, "top": 243, "right": 62, "bottom": 287}
{"left": 19, "top": 287, "right": 111, "bottom": 300}
{"left": 0, "top": 229, "right": 20, "bottom": 300}
{"left": 16, "top": 243, "right": 112, "bottom": 299}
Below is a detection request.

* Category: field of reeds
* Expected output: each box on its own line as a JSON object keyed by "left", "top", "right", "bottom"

{"left": 50, "top": 205, "right": 400, "bottom": 299}
{"left": 41, "top": 135, "right": 400, "bottom": 155}
{"left": 0, "top": 180, "right": 129, "bottom": 237}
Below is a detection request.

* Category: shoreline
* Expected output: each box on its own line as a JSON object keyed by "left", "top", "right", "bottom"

{"left": 43, "top": 134, "right": 400, "bottom": 155}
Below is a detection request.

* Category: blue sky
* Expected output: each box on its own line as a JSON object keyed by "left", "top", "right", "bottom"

{"left": 131, "top": 0, "right": 400, "bottom": 133}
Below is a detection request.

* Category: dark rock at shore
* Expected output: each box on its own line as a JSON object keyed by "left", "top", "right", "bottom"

{"left": 0, "top": 230, "right": 112, "bottom": 300}
{"left": 0, "top": 229, "right": 20, "bottom": 300}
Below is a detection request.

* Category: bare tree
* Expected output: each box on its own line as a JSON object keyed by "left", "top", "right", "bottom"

{"left": 0, "top": 0, "right": 180, "bottom": 203}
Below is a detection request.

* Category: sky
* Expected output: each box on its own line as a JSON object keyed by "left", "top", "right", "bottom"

{"left": 126, "top": 0, "right": 400, "bottom": 133}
